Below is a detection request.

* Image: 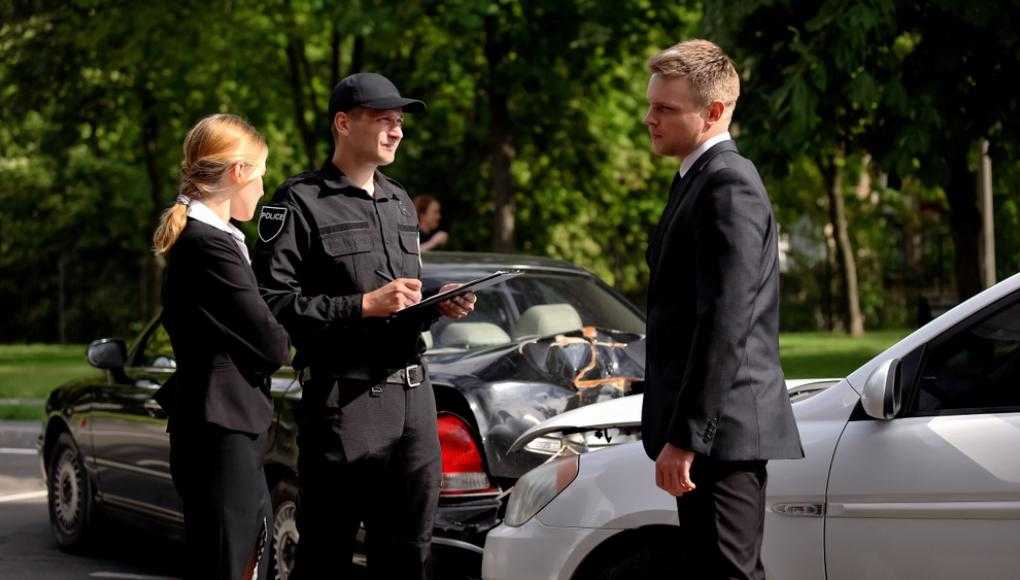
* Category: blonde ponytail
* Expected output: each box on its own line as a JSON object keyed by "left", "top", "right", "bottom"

{"left": 151, "top": 113, "right": 267, "bottom": 255}
{"left": 153, "top": 201, "right": 190, "bottom": 255}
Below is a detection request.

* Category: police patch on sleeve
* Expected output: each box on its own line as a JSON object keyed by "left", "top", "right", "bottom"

{"left": 258, "top": 206, "right": 288, "bottom": 243}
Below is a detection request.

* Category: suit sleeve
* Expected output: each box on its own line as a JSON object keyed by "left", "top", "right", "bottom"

{"left": 666, "top": 168, "right": 768, "bottom": 455}
{"left": 253, "top": 193, "right": 363, "bottom": 338}
{"left": 195, "top": 236, "right": 291, "bottom": 373}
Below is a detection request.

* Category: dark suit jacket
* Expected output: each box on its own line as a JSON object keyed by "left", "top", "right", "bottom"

{"left": 641, "top": 140, "right": 803, "bottom": 461}
{"left": 156, "top": 218, "right": 290, "bottom": 434}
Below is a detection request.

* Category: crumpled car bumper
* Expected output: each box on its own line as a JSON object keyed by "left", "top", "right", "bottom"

{"left": 482, "top": 519, "right": 617, "bottom": 580}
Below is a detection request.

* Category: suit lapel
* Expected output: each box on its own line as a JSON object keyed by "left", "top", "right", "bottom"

{"left": 648, "top": 140, "right": 739, "bottom": 288}
{"left": 647, "top": 171, "right": 685, "bottom": 267}
{"left": 215, "top": 228, "right": 258, "bottom": 284}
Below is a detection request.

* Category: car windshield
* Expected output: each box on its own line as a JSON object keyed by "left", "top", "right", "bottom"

{"left": 422, "top": 271, "right": 645, "bottom": 353}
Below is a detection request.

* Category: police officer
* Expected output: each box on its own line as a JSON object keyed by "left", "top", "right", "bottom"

{"left": 254, "top": 73, "right": 474, "bottom": 579}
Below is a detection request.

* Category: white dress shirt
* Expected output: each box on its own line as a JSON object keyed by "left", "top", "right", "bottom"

{"left": 679, "top": 131, "right": 733, "bottom": 179}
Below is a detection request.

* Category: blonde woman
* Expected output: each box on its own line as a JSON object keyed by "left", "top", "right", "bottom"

{"left": 152, "top": 114, "right": 289, "bottom": 580}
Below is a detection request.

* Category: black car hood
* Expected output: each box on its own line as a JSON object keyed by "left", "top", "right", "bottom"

{"left": 427, "top": 327, "right": 645, "bottom": 480}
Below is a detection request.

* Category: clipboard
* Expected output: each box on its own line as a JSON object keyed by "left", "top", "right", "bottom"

{"left": 393, "top": 270, "right": 522, "bottom": 318}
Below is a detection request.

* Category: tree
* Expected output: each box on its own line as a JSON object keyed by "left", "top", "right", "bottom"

{"left": 708, "top": 0, "right": 899, "bottom": 335}
{"left": 1, "top": 0, "right": 700, "bottom": 341}
{"left": 869, "top": 0, "right": 1020, "bottom": 301}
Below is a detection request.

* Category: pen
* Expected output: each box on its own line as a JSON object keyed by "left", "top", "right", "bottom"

{"left": 375, "top": 269, "right": 395, "bottom": 282}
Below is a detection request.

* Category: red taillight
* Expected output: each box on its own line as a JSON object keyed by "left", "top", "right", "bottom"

{"left": 437, "top": 413, "right": 497, "bottom": 496}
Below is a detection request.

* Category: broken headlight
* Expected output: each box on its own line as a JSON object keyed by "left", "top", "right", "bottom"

{"left": 523, "top": 428, "right": 638, "bottom": 456}
{"left": 504, "top": 455, "right": 579, "bottom": 527}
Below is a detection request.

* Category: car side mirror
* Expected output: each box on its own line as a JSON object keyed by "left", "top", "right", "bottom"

{"left": 87, "top": 338, "right": 127, "bottom": 370}
{"left": 861, "top": 357, "right": 902, "bottom": 420}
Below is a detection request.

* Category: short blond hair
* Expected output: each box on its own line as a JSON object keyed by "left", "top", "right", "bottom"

{"left": 648, "top": 39, "right": 740, "bottom": 108}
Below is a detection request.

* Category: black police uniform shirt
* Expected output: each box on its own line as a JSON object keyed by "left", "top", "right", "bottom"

{"left": 254, "top": 162, "right": 438, "bottom": 372}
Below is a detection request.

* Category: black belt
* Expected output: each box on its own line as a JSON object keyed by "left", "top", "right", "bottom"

{"left": 304, "top": 364, "right": 425, "bottom": 388}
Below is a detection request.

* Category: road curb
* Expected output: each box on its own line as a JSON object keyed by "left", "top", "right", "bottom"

{"left": 0, "top": 399, "right": 45, "bottom": 406}
{"left": 0, "top": 419, "right": 42, "bottom": 448}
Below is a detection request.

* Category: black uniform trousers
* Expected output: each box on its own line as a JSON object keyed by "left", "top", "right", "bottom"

{"left": 169, "top": 422, "right": 271, "bottom": 580}
{"left": 291, "top": 372, "right": 441, "bottom": 580}
{"left": 675, "top": 458, "right": 769, "bottom": 580}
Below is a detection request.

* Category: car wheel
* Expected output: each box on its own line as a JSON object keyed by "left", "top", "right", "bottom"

{"left": 585, "top": 548, "right": 657, "bottom": 580}
{"left": 269, "top": 479, "right": 299, "bottom": 580}
{"left": 573, "top": 532, "right": 677, "bottom": 580}
{"left": 47, "top": 432, "right": 96, "bottom": 549}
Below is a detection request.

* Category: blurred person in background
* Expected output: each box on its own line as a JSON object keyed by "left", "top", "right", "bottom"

{"left": 413, "top": 194, "right": 448, "bottom": 251}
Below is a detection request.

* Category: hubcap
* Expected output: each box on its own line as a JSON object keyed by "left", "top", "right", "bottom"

{"left": 52, "top": 450, "right": 81, "bottom": 534}
{"left": 273, "top": 500, "right": 298, "bottom": 580}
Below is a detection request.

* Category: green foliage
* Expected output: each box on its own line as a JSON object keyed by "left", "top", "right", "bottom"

{"left": 2, "top": 0, "right": 1019, "bottom": 342}
{"left": 2, "top": 0, "right": 699, "bottom": 340}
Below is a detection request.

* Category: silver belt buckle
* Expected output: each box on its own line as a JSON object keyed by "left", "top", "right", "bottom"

{"left": 405, "top": 365, "right": 423, "bottom": 388}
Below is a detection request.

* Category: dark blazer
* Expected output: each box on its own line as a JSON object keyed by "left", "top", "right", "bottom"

{"left": 641, "top": 140, "right": 803, "bottom": 462}
{"left": 156, "top": 218, "right": 290, "bottom": 434}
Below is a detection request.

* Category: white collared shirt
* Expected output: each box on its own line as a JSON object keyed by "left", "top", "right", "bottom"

{"left": 187, "top": 200, "right": 251, "bottom": 264}
{"left": 679, "top": 131, "right": 733, "bottom": 179}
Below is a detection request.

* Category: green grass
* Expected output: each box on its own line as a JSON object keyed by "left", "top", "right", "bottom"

{"left": 0, "top": 344, "right": 95, "bottom": 421}
{"left": 0, "top": 330, "right": 909, "bottom": 416}
{"left": 0, "top": 404, "right": 44, "bottom": 421}
{"left": 0, "top": 344, "right": 93, "bottom": 399}
{"left": 780, "top": 329, "right": 911, "bottom": 378}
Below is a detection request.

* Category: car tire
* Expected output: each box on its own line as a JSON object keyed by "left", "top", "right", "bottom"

{"left": 573, "top": 531, "right": 677, "bottom": 580}
{"left": 47, "top": 432, "right": 96, "bottom": 550}
{"left": 584, "top": 548, "right": 658, "bottom": 580}
{"left": 269, "top": 479, "right": 300, "bottom": 580}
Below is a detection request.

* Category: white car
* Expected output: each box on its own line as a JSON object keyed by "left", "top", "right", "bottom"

{"left": 483, "top": 272, "right": 1020, "bottom": 580}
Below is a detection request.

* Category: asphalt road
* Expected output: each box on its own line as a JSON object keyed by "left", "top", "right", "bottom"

{"left": 0, "top": 421, "right": 184, "bottom": 579}
{"left": 0, "top": 422, "right": 408, "bottom": 579}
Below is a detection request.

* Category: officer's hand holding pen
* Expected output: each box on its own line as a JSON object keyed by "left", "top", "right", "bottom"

{"left": 363, "top": 270, "right": 422, "bottom": 317}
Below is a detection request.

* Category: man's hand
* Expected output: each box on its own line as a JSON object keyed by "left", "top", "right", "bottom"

{"left": 436, "top": 283, "right": 476, "bottom": 319}
{"left": 362, "top": 278, "right": 422, "bottom": 317}
{"left": 655, "top": 443, "right": 697, "bottom": 496}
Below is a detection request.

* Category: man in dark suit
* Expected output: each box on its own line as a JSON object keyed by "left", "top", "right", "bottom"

{"left": 640, "top": 39, "right": 803, "bottom": 579}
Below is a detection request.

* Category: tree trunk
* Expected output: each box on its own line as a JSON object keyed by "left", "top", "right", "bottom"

{"left": 139, "top": 84, "right": 164, "bottom": 321}
{"left": 945, "top": 148, "right": 983, "bottom": 301}
{"left": 57, "top": 256, "right": 66, "bottom": 344}
{"left": 351, "top": 35, "right": 365, "bottom": 74}
{"left": 824, "top": 152, "right": 864, "bottom": 337}
{"left": 285, "top": 37, "right": 319, "bottom": 170}
{"left": 330, "top": 22, "right": 342, "bottom": 91}
{"left": 485, "top": 13, "right": 515, "bottom": 253}
{"left": 899, "top": 177, "right": 925, "bottom": 326}
{"left": 822, "top": 225, "right": 836, "bottom": 332}
{"left": 977, "top": 139, "right": 995, "bottom": 289}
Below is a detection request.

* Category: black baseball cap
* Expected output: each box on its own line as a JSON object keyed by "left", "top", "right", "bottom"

{"left": 328, "top": 72, "right": 426, "bottom": 117}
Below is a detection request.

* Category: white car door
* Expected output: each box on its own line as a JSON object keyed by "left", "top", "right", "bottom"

{"left": 826, "top": 294, "right": 1020, "bottom": 579}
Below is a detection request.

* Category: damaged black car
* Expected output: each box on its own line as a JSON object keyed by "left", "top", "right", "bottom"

{"left": 39, "top": 252, "right": 646, "bottom": 579}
